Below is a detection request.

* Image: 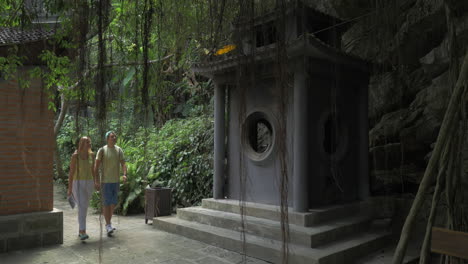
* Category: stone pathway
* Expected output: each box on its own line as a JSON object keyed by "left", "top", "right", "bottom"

{"left": 0, "top": 184, "right": 271, "bottom": 264}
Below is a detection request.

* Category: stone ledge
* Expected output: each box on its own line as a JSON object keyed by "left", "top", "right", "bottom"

{"left": 0, "top": 208, "right": 63, "bottom": 253}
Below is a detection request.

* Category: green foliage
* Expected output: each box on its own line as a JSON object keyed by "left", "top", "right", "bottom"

{"left": 117, "top": 162, "right": 146, "bottom": 215}
{"left": 0, "top": 0, "right": 224, "bottom": 214}
{"left": 55, "top": 115, "right": 78, "bottom": 173}
{"left": 90, "top": 191, "right": 102, "bottom": 211}
{"left": 153, "top": 116, "right": 214, "bottom": 207}
{"left": 87, "top": 114, "right": 213, "bottom": 214}
{"left": 38, "top": 50, "right": 73, "bottom": 91}
{"left": 0, "top": 47, "right": 23, "bottom": 80}
{"left": 37, "top": 50, "right": 76, "bottom": 111}
{"left": 0, "top": 0, "right": 34, "bottom": 27}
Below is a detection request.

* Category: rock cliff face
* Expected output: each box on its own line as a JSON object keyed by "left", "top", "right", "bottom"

{"left": 307, "top": 0, "right": 468, "bottom": 195}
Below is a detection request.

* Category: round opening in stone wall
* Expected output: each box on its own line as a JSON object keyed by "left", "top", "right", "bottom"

{"left": 242, "top": 111, "right": 276, "bottom": 163}
{"left": 324, "top": 114, "right": 338, "bottom": 155}
{"left": 249, "top": 119, "right": 272, "bottom": 153}
{"left": 318, "top": 111, "right": 348, "bottom": 160}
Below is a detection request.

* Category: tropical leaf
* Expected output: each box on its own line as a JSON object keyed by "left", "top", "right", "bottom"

{"left": 122, "top": 188, "right": 142, "bottom": 215}
{"left": 122, "top": 67, "right": 136, "bottom": 87}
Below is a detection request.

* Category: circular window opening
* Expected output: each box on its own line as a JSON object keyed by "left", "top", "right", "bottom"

{"left": 249, "top": 119, "right": 272, "bottom": 153}
{"left": 242, "top": 111, "right": 276, "bottom": 163}
{"left": 319, "top": 111, "right": 348, "bottom": 160}
{"left": 324, "top": 114, "right": 338, "bottom": 154}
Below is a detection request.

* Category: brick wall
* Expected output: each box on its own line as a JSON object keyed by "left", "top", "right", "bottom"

{"left": 0, "top": 67, "right": 55, "bottom": 215}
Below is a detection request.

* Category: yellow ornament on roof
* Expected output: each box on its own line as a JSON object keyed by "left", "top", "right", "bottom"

{"left": 215, "top": 44, "right": 236, "bottom": 56}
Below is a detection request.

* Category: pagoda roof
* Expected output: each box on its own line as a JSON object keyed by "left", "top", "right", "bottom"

{"left": 192, "top": 33, "right": 369, "bottom": 77}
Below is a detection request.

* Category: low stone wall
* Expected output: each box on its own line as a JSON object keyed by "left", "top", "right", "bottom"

{"left": 0, "top": 209, "right": 63, "bottom": 253}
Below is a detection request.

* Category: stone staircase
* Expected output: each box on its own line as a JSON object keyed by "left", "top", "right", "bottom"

{"left": 152, "top": 198, "right": 411, "bottom": 264}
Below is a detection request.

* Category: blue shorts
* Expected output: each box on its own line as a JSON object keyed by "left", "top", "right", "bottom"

{"left": 102, "top": 183, "right": 119, "bottom": 206}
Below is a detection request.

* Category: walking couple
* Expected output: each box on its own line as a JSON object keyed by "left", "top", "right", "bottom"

{"left": 67, "top": 131, "right": 127, "bottom": 240}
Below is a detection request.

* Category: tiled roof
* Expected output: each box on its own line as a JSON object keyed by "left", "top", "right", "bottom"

{"left": 0, "top": 27, "right": 57, "bottom": 46}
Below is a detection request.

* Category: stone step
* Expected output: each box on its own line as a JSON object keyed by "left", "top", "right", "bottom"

{"left": 201, "top": 198, "right": 372, "bottom": 226}
{"left": 153, "top": 215, "right": 391, "bottom": 264}
{"left": 358, "top": 245, "right": 420, "bottom": 264}
{"left": 177, "top": 206, "right": 371, "bottom": 247}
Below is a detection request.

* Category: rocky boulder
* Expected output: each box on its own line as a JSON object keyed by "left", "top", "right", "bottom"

{"left": 369, "top": 70, "right": 450, "bottom": 191}
{"left": 331, "top": 0, "right": 468, "bottom": 194}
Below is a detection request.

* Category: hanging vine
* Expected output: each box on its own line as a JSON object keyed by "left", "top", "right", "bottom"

{"left": 141, "top": 0, "right": 153, "bottom": 124}
{"left": 235, "top": 0, "right": 254, "bottom": 262}
{"left": 95, "top": 0, "right": 109, "bottom": 146}
{"left": 275, "top": 0, "right": 290, "bottom": 262}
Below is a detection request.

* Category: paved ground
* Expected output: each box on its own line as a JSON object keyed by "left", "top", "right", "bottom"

{"left": 0, "top": 184, "right": 270, "bottom": 264}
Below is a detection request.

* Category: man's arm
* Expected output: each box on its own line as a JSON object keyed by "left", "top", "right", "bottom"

{"left": 94, "top": 158, "right": 102, "bottom": 185}
{"left": 92, "top": 154, "right": 100, "bottom": 190}
{"left": 120, "top": 160, "right": 127, "bottom": 183}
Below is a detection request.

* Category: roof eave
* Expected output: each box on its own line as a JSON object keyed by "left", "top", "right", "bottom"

{"left": 192, "top": 36, "right": 371, "bottom": 76}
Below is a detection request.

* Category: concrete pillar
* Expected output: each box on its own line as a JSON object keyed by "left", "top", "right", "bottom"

{"left": 293, "top": 68, "right": 309, "bottom": 212}
{"left": 214, "top": 82, "right": 225, "bottom": 199}
{"left": 358, "top": 83, "right": 370, "bottom": 200}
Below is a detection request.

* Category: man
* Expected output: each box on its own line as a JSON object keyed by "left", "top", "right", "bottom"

{"left": 94, "top": 131, "right": 127, "bottom": 235}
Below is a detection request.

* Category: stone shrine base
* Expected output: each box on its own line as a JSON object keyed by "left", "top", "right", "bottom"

{"left": 0, "top": 209, "right": 63, "bottom": 253}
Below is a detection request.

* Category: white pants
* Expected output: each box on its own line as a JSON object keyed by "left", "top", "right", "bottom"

{"left": 72, "top": 180, "right": 94, "bottom": 231}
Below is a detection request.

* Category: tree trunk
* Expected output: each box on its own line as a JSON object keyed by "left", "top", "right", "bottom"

{"left": 418, "top": 143, "right": 452, "bottom": 264}
{"left": 54, "top": 140, "right": 67, "bottom": 181}
{"left": 392, "top": 51, "right": 468, "bottom": 264}
{"left": 54, "top": 91, "right": 70, "bottom": 181}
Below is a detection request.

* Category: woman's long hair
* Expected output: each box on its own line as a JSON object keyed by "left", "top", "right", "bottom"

{"left": 77, "top": 136, "right": 94, "bottom": 157}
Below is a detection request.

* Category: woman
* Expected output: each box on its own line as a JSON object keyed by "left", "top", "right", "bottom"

{"left": 68, "top": 136, "right": 98, "bottom": 240}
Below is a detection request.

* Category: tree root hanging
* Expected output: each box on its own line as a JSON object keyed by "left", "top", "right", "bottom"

{"left": 392, "top": 51, "right": 468, "bottom": 264}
